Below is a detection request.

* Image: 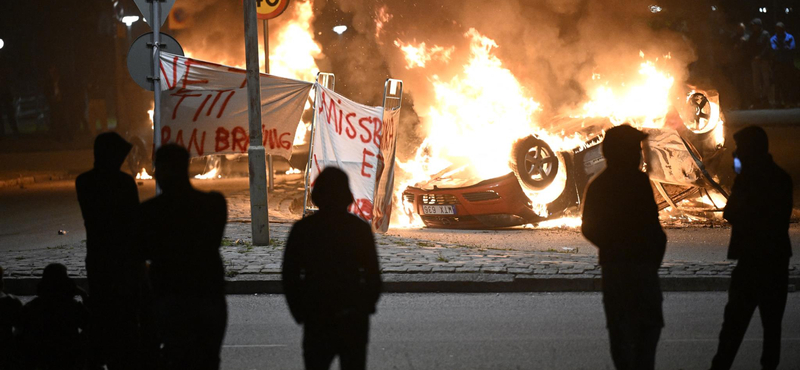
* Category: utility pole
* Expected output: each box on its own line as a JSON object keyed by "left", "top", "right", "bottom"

{"left": 244, "top": 0, "right": 270, "bottom": 244}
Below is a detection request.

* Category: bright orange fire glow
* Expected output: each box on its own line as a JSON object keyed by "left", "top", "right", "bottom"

{"left": 393, "top": 40, "right": 455, "bottom": 69}
{"left": 580, "top": 53, "right": 675, "bottom": 128}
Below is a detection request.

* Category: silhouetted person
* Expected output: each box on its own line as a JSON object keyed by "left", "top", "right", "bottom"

{"left": 283, "top": 167, "right": 382, "bottom": 370}
{"left": 0, "top": 266, "right": 22, "bottom": 370}
{"left": 75, "top": 132, "right": 142, "bottom": 369}
{"left": 749, "top": 18, "right": 773, "bottom": 108}
{"left": 709, "top": 126, "right": 792, "bottom": 370}
{"left": 16, "top": 264, "right": 90, "bottom": 370}
{"left": 581, "top": 125, "right": 666, "bottom": 370}
{"left": 137, "top": 144, "right": 228, "bottom": 370}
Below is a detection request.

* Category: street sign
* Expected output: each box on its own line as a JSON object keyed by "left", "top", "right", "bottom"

{"left": 256, "top": 0, "right": 289, "bottom": 20}
{"left": 127, "top": 32, "right": 184, "bottom": 91}
{"left": 133, "top": 0, "right": 176, "bottom": 27}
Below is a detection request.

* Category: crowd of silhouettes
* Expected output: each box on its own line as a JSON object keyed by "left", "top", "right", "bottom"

{"left": 0, "top": 125, "right": 794, "bottom": 370}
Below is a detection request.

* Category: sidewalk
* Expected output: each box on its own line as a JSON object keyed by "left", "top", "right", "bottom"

{"left": 3, "top": 220, "right": 799, "bottom": 295}
{"left": 2, "top": 174, "right": 799, "bottom": 294}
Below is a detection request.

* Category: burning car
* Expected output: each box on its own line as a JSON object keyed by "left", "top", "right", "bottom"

{"left": 403, "top": 90, "right": 731, "bottom": 229}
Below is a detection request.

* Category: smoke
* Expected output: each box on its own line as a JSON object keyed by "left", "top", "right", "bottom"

{"left": 311, "top": 0, "right": 700, "bottom": 159}
{"left": 168, "top": 0, "right": 309, "bottom": 68}
{"left": 168, "top": 0, "right": 702, "bottom": 162}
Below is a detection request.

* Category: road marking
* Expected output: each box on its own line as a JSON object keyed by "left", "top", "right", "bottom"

{"left": 662, "top": 338, "right": 800, "bottom": 343}
{"left": 223, "top": 344, "right": 287, "bottom": 348}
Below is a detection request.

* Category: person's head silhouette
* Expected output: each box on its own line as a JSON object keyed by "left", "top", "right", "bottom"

{"left": 37, "top": 263, "right": 76, "bottom": 299}
{"left": 602, "top": 125, "right": 648, "bottom": 170}
{"left": 733, "top": 125, "right": 770, "bottom": 165}
{"left": 312, "top": 167, "right": 354, "bottom": 212}
{"left": 93, "top": 132, "right": 132, "bottom": 171}
{"left": 154, "top": 144, "right": 191, "bottom": 194}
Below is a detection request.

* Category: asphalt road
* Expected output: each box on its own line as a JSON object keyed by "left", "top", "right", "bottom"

{"left": 221, "top": 293, "right": 800, "bottom": 370}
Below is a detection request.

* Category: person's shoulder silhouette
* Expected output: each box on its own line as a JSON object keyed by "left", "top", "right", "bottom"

{"left": 17, "top": 264, "right": 89, "bottom": 369}
{"left": 283, "top": 167, "right": 381, "bottom": 324}
{"left": 138, "top": 144, "right": 227, "bottom": 297}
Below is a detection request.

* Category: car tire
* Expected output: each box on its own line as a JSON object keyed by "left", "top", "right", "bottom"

{"left": 510, "top": 135, "right": 559, "bottom": 191}
{"left": 127, "top": 138, "right": 153, "bottom": 176}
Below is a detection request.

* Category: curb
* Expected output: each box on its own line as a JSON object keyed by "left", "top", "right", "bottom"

{"left": 0, "top": 172, "right": 74, "bottom": 188}
{"left": 5, "top": 275, "right": 798, "bottom": 296}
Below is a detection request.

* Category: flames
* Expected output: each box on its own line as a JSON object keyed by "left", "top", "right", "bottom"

{"left": 393, "top": 29, "right": 602, "bottom": 228}
{"left": 390, "top": 26, "right": 718, "bottom": 229}
{"left": 580, "top": 54, "right": 675, "bottom": 128}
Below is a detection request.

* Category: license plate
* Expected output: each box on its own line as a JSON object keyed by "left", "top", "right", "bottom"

{"left": 421, "top": 205, "right": 455, "bottom": 215}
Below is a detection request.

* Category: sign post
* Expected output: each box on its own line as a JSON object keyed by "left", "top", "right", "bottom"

{"left": 130, "top": 0, "right": 179, "bottom": 194}
{"left": 256, "top": 0, "right": 289, "bottom": 192}
{"left": 244, "top": 0, "right": 270, "bottom": 245}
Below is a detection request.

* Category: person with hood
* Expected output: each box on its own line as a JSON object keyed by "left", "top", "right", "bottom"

{"left": 137, "top": 144, "right": 228, "bottom": 370}
{"left": 16, "top": 263, "right": 90, "bottom": 370}
{"left": 581, "top": 125, "right": 666, "bottom": 370}
{"left": 283, "top": 167, "right": 382, "bottom": 370}
{"left": 75, "top": 132, "right": 142, "bottom": 369}
{"left": 709, "top": 126, "right": 792, "bottom": 370}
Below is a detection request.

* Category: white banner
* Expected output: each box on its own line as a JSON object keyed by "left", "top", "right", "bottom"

{"left": 158, "top": 52, "right": 313, "bottom": 159}
{"left": 310, "top": 85, "right": 384, "bottom": 222}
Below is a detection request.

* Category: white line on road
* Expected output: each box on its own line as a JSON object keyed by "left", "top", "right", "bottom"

{"left": 223, "top": 344, "right": 288, "bottom": 348}
{"left": 662, "top": 338, "right": 800, "bottom": 342}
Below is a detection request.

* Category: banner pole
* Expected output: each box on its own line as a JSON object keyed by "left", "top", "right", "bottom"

{"left": 245, "top": 0, "right": 270, "bottom": 245}
{"left": 262, "top": 19, "right": 275, "bottom": 193}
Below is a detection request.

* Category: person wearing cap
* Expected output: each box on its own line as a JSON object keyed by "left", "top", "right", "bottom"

{"left": 283, "top": 167, "right": 382, "bottom": 370}
{"left": 708, "top": 126, "right": 792, "bottom": 370}
{"left": 770, "top": 22, "right": 797, "bottom": 107}
{"left": 581, "top": 125, "right": 666, "bottom": 370}
{"left": 749, "top": 18, "right": 774, "bottom": 108}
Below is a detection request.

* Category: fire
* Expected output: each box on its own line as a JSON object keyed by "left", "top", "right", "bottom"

{"left": 268, "top": 0, "right": 322, "bottom": 81}
{"left": 393, "top": 39, "right": 455, "bottom": 69}
{"left": 147, "top": 102, "right": 154, "bottom": 130}
{"left": 389, "top": 30, "right": 719, "bottom": 229}
{"left": 393, "top": 29, "right": 590, "bottom": 227}
{"left": 195, "top": 167, "right": 221, "bottom": 180}
{"left": 581, "top": 54, "right": 675, "bottom": 128}
{"left": 136, "top": 169, "right": 153, "bottom": 180}
{"left": 374, "top": 5, "right": 392, "bottom": 42}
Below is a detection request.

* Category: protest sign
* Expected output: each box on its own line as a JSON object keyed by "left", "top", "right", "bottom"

{"left": 158, "top": 52, "right": 313, "bottom": 159}
{"left": 309, "top": 85, "right": 384, "bottom": 222}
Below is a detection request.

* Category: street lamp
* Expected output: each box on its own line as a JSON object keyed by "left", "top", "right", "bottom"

{"left": 122, "top": 15, "right": 140, "bottom": 27}
{"left": 0, "top": 38, "right": 4, "bottom": 50}
{"left": 333, "top": 25, "right": 348, "bottom": 35}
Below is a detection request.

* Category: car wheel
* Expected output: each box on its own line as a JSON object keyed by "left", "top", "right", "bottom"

{"left": 127, "top": 138, "right": 153, "bottom": 176}
{"left": 511, "top": 135, "right": 559, "bottom": 191}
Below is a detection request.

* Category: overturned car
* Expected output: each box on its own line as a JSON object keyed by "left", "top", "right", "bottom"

{"left": 403, "top": 91, "right": 731, "bottom": 229}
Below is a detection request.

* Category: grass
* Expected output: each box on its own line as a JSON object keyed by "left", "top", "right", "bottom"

{"left": 417, "top": 241, "right": 434, "bottom": 247}
{"left": 436, "top": 252, "right": 449, "bottom": 263}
